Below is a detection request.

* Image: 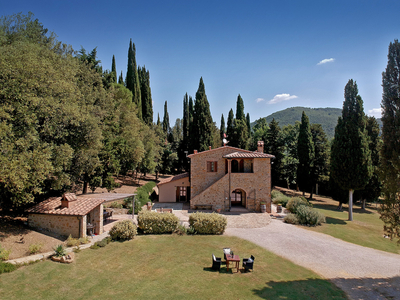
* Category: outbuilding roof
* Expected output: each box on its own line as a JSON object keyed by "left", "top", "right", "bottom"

{"left": 157, "top": 172, "right": 189, "bottom": 186}
{"left": 26, "top": 197, "right": 105, "bottom": 216}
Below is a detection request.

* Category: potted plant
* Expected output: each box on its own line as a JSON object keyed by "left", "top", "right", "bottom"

{"left": 260, "top": 202, "right": 267, "bottom": 213}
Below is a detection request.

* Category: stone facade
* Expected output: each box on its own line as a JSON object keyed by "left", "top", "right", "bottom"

{"left": 189, "top": 146, "right": 273, "bottom": 213}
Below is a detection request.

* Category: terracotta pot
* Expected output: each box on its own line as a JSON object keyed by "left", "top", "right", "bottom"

{"left": 260, "top": 204, "right": 266, "bottom": 213}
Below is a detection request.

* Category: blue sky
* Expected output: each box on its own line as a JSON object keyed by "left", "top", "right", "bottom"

{"left": 2, "top": 0, "right": 399, "bottom": 124}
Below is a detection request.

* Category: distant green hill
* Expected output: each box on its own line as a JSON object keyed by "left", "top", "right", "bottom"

{"left": 254, "top": 107, "right": 342, "bottom": 140}
{"left": 254, "top": 106, "right": 382, "bottom": 140}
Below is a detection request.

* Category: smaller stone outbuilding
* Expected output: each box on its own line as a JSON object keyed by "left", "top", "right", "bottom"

{"left": 157, "top": 173, "right": 190, "bottom": 203}
{"left": 26, "top": 193, "right": 104, "bottom": 238}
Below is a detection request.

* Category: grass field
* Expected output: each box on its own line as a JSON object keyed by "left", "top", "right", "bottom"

{"left": 275, "top": 187, "right": 400, "bottom": 255}
{"left": 0, "top": 235, "right": 346, "bottom": 300}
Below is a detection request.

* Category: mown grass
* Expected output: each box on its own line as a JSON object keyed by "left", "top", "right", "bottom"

{"left": 0, "top": 235, "right": 346, "bottom": 300}
{"left": 285, "top": 190, "right": 400, "bottom": 255}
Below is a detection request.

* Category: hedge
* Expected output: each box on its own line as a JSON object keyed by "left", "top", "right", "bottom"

{"left": 189, "top": 212, "right": 227, "bottom": 235}
{"left": 134, "top": 181, "right": 157, "bottom": 214}
{"left": 109, "top": 220, "right": 137, "bottom": 241}
{"left": 138, "top": 211, "right": 180, "bottom": 234}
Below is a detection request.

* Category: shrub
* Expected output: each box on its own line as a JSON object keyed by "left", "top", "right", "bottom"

{"left": 90, "top": 244, "right": 100, "bottom": 250}
{"left": 0, "top": 262, "right": 17, "bottom": 274}
{"left": 189, "top": 212, "right": 227, "bottom": 235}
{"left": 286, "top": 197, "right": 312, "bottom": 214}
{"left": 53, "top": 245, "right": 66, "bottom": 257}
{"left": 109, "top": 220, "right": 137, "bottom": 241}
{"left": 29, "top": 243, "right": 43, "bottom": 255}
{"left": 66, "top": 235, "right": 80, "bottom": 247}
{"left": 138, "top": 211, "right": 179, "bottom": 234}
{"left": 95, "top": 239, "right": 108, "bottom": 247}
{"left": 284, "top": 213, "right": 299, "bottom": 225}
{"left": 0, "top": 244, "right": 11, "bottom": 261}
{"left": 79, "top": 236, "right": 91, "bottom": 244}
{"left": 174, "top": 224, "right": 187, "bottom": 235}
{"left": 271, "top": 190, "right": 283, "bottom": 199}
{"left": 296, "top": 206, "right": 325, "bottom": 226}
{"left": 272, "top": 193, "right": 291, "bottom": 207}
{"left": 133, "top": 181, "right": 157, "bottom": 214}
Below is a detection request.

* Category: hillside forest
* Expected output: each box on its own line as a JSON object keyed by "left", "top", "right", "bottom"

{"left": 1, "top": 13, "right": 400, "bottom": 242}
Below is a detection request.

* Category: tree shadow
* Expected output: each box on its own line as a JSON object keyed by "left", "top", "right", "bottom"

{"left": 252, "top": 276, "right": 400, "bottom": 300}
{"left": 325, "top": 216, "right": 347, "bottom": 225}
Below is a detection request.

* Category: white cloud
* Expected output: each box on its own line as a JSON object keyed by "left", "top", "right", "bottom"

{"left": 367, "top": 108, "right": 382, "bottom": 119}
{"left": 317, "top": 58, "right": 335, "bottom": 65}
{"left": 268, "top": 94, "right": 298, "bottom": 104}
{"left": 256, "top": 98, "right": 265, "bottom": 103}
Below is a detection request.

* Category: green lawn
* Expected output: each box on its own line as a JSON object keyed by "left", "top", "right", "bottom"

{"left": 307, "top": 196, "right": 400, "bottom": 254}
{"left": 0, "top": 235, "right": 346, "bottom": 300}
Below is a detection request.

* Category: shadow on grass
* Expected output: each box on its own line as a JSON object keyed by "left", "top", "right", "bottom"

{"left": 252, "top": 278, "right": 347, "bottom": 299}
{"left": 325, "top": 216, "right": 347, "bottom": 225}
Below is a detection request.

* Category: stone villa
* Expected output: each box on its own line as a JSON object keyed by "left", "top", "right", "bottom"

{"left": 157, "top": 141, "right": 274, "bottom": 212}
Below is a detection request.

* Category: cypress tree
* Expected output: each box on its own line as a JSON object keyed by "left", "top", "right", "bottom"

{"left": 226, "top": 108, "right": 235, "bottom": 146}
{"left": 220, "top": 114, "right": 225, "bottom": 145}
{"left": 331, "top": 79, "right": 372, "bottom": 221}
{"left": 246, "top": 113, "right": 251, "bottom": 135}
{"left": 188, "top": 96, "right": 194, "bottom": 153}
{"left": 162, "top": 101, "right": 170, "bottom": 135}
{"left": 192, "top": 77, "right": 213, "bottom": 151}
{"left": 182, "top": 93, "right": 189, "bottom": 148}
{"left": 380, "top": 40, "right": 400, "bottom": 241}
{"left": 111, "top": 55, "right": 117, "bottom": 83}
{"left": 157, "top": 113, "right": 161, "bottom": 126}
{"left": 236, "top": 94, "right": 245, "bottom": 121}
{"left": 297, "top": 111, "right": 314, "bottom": 196}
{"left": 139, "top": 66, "right": 153, "bottom": 125}
{"left": 118, "top": 71, "right": 124, "bottom": 85}
{"left": 125, "top": 39, "right": 141, "bottom": 119}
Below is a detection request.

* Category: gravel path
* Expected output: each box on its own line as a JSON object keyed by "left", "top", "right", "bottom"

{"left": 225, "top": 219, "right": 400, "bottom": 300}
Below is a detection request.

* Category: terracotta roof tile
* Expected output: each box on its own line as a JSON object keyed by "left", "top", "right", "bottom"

{"left": 26, "top": 197, "right": 105, "bottom": 216}
{"left": 223, "top": 151, "right": 275, "bottom": 158}
{"left": 157, "top": 173, "right": 189, "bottom": 186}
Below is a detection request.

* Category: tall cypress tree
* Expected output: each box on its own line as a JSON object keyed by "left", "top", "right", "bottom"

{"left": 182, "top": 93, "right": 189, "bottom": 148}
{"left": 331, "top": 79, "right": 372, "bottom": 221}
{"left": 139, "top": 66, "right": 153, "bottom": 125}
{"left": 297, "top": 111, "right": 314, "bottom": 196}
{"left": 157, "top": 113, "right": 161, "bottom": 126}
{"left": 246, "top": 113, "right": 251, "bottom": 137}
{"left": 380, "top": 40, "right": 400, "bottom": 242}
{"left": 111, "top": 55, "right": 117, "bottom": 83}
{"left": 188, "top": 96, "right": 194, "bottom": 153}
{"left": 192, "top": 77, "right": 213, "bottom": 151}
{"left": 162, "top": 101, "right": 170, "bottom": 135}
{"left": 226, "top": 108, "right": 235, "bottom": 146}
{"left": 236, "top": 94, "right": 245, "bottom": 121}
{"left": 220, "top": 114, "right": 225, "bottom": 145}
{"left": 125, "top": 39, "right": 141, "bottom": 119}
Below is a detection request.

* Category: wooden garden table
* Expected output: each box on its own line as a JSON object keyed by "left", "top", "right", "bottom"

{"left": 226, "top": 254, "right": 240, "bottom": 272}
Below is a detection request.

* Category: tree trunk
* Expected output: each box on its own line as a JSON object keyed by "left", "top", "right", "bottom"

{"left": 361, "top": 199, "right": 366, "bottom": 210}
{"left": 348, "top": 189, "right": 354, "bottom": 221}
{"left": 82, "top": 181, "right": 88, "bottom": 194}
{"left": 309, "top": 186, "right": 314, "bottom": 200}
{"left": 337, "top": 203, "right": 343, "bottom": 210}
{"left": 156, "top": 171, "right": 159, "bottom": 180}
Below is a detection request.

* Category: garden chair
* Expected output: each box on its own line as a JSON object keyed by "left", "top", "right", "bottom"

{"left": 223, "top": 247, "right": 231, "bottom": 260}
{"left": 212, "top": 254, "right": 222, "bottom": 271}
{"left": 242, "top": 255, "right": 255, "bottom": 272}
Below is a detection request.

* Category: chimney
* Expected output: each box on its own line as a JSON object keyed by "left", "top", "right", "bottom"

{"left": 209, "top": 146, "right": 212, "bottom": 150}
{"left": 61, "top": 193, "right": 77, "bottom": 209}
{"left": 257, "top": 141, "right": 264, "bottom": 153}
{"left": 194, "top": 150, "right": 198, "bottom": 154}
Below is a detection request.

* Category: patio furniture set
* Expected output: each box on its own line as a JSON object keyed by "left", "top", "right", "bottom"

{"left": 212, "top": 248, "right": 255, "bottom": 273}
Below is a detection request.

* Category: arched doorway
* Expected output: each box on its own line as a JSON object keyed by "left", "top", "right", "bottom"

{"left": 230, "top": 189, "right": 246, "bottom": 207}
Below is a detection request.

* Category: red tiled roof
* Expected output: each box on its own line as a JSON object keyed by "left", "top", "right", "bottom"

{"left": 187, "top": 145, "right": 253, "bottom": 157}
{"left": 26, "top": 197, "right": 105, "bottom": 216}
{"left": 223, "top": 151, "right": 275, "bottom": 158}
{"left": 157, "top": 172, "right": 189, "bottom": 186}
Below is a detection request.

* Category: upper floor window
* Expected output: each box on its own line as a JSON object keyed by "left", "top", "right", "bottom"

{"left": 207, "top": 161, "right": 218, "bottom": 172}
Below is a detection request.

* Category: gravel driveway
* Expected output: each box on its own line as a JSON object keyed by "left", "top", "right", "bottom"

{"left": 225, "top": 219, "right": 400, "bottom": 300}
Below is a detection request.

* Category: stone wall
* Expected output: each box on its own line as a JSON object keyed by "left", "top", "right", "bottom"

{"left": 28, "top": 214, "right": 81, "bottom": 238}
